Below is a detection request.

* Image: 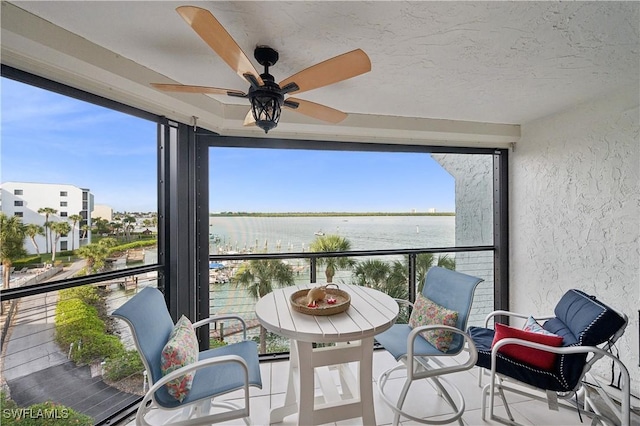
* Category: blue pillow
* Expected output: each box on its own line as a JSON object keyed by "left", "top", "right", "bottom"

{"left": 523, "top": 316, "right": 559, "bottom": 337}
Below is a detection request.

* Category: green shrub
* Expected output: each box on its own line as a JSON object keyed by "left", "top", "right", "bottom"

{"left": 0, "top": 400, "right": 92, "bottom": 426}
{"left": 108, "top": 239, "right": 156, "bottom": 255}
{"left": 59, "top": 287, "right": 101, "bottom": 309}
{"left": 11, "top": 255, "right": 41, "bottom": 268}
{"left": 253, "top": 332, "right": 289, "bottom": 353}
{"left": 103, "top": 349, "right": 145, "bottom": 381}
{"left": 73, "top": 331, "right": 123, "bottom": 363}
{"left": 1, "top": 390, "right": 17, "bottom": 410}
{"left": 209, "top": 339, "right": 228, "bottom": 349}
{"left": 55, "top": 299, "right": 104, "bottom": 338}
{"left": 55, "top": 297, "right": 119, "bottom": 364}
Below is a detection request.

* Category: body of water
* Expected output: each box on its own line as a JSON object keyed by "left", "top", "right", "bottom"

{"left": 209, "top": 215, "right": 455, "bottom": 254}
{"left": 207, "top": 215, "right": 456, "bottom": 342}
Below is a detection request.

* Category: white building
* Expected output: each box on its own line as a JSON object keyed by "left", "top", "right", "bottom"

{"left": 0, "top": 181, "right": 94, "bottom": 254}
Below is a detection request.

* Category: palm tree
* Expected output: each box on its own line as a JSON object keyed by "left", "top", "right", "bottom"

{"left": 123, "top": 215, "right": 136, "bottom": 241}
{"left": 353, "top": 259, "right": 391, "bottom": 290}
{"left": 415, "top": 253, "right": 455, "bottom": 292}
{"left": 80, "top": 224, "right": 90, "bottom": 240}
{"left": 68, "top": 214, "right": 83, "bottom": 250}
{"left": 24, "top": 223, "right": 45, "bottom": 255}
{"left": 0, "top": 213, "right": 27, "bottom": 290}
{"left": 388, "top": 253, "right": 456, "bottom": 294}
{"left": 233, "top": 258, "right": 295, "bottom": 353}
{"left": 37, "top": 207, "right": 57, "bottom": 253}
{"left": 49, "top": 221, "right": 71, "bottom": 262}
{"left": 309, "top": 234, "right": 355, "bottom": 283}
{"left": 76, "top": 238, "right": 117, "bottom": 273}
{"left": 352, "top": 254, "right": 455, "bottom": 322}
{"left": 110, "top": 221, "right": 123, "bottom": 238}
{"left": 353, "top": 259, "right": 408, "bottom": 300}
{"left": 93, "top": 217, "right": 110, "bottom": 235}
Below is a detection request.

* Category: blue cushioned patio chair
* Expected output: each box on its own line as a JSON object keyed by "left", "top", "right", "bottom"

{"left": 468, "top": 289, "right": 630, "bottom": 426}
{"left": 375, "top": 266, "right": 484, "bottom": 425}
{"left": 112, "top": 287, "right": 262, "bottom": 426}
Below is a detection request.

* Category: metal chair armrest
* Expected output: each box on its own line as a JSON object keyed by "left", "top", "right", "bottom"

{"left": 394, "top": 298, "right": 414, "bottom": 308}
{"left": 193, "top": 315, "right": 248, "bottom": 340}
{"left": 406, "top": 325, "right": 478, "bottom": 379}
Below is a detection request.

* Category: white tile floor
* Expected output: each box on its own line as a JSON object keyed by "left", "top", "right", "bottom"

{"left": 124, "top": 350, "right": 633, "bottom": 425}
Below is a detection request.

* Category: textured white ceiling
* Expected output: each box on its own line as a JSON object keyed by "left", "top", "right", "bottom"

{"left": 3, "top": 1, "right": 639, "bottom": 142}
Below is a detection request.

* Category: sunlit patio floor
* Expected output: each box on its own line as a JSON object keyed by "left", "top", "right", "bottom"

{"left": 123, "top": 349, "right": 634, "bottom": 425}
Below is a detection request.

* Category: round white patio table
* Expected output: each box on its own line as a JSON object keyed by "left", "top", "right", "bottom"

{"left": 255, "top": 283, "right": 399, "bottom": 425}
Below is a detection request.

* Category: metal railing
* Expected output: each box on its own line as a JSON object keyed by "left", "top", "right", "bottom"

{"left": 208, "top": 246, "right": 496, "bottom": 353}
{"left": 0, "top": 245, "right": 495, "bottom": 424}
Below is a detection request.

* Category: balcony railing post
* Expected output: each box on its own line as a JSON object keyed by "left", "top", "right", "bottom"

{"left": 310, "top": 258, "right": 317, "bottom": 283}
{"left": 408, "top": 253, "right": 417, "bottom": 302}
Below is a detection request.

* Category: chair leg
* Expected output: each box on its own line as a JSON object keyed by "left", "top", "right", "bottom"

{"left": 486, "top": 366, "right": 516, "bottom": 424}
{"left": 393, "top": 378, "right": 413, "bottom": 425}
{"left": 430, "top": 377, "right": 464, "bottom": 426}
{"left": 497, "top": 381, "right": 515, "bottom": 422}
{"left": 582, "top": 373, "right": 631, "bottom": 426}
{"left": 181, "top": 406, "right": 193, "bottom": 421}
{"left": 483, "top": 382, "right": 515, "bottom": 425}
{"left": 481, "top": 382, "right": 488, "bottom": 420}
{"left": 197, "top": 399, "right": 211, "bottom": 417}
{"left": 380, "top": 367, "right": 467, "bottom": 425}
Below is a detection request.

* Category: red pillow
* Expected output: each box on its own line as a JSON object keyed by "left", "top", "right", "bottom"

{"left": 491, "top": 323, "right": 564, "bottom": 370}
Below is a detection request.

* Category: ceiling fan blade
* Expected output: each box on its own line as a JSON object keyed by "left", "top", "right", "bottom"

{"left": 279, "top": 49, "right": 371, "bottom": 95}
{"left": 176, "top": 6, "right": 263, "bottom": 86}
{"left": 284, "top": 98, "right": 348, "bottom": 123}
{"left": 151, "top": 83, "right": 246, "bottom": 97}
{"left": 243, "top": 110, "right": 256, "bottom": 126}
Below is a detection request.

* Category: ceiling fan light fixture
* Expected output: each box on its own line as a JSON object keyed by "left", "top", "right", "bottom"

{"left": 249, "top": 82, "right": 284, "bottom": 133}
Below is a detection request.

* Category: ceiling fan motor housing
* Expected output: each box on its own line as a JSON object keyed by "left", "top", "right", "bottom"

{"left": 254, "top": 46, "right": 279, "bottom": 67}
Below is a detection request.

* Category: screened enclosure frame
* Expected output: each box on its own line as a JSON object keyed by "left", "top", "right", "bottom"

{"left": 197, "top": 132, "right": 510, "bottom": 334}
{"left": 0, "top": 65, "right": 509, "bottom": 424}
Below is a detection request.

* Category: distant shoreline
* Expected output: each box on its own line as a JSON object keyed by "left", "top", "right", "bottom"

{"left": 209, "top": 212, "right": 455, "bottom": 217}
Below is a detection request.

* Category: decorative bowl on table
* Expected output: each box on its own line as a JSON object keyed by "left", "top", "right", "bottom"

{"left": 290, "top": 284, "right": 351, "bottom": 316}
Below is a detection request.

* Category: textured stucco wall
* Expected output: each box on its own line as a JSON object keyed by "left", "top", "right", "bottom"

{"left": 432, "top": 154, "right": 495, "bottom": 327}
{"left": 510, "top": 85, "right": 640, "bottom": 395}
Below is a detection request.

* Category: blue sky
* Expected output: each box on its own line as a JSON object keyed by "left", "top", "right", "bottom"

{"left": 2, "top": 77, "right": 455, "bottom": 213}
{"left": 1, "top": 78, "right": 157, "bottom": 212}
{"left": 209, "top": 148, "right": 455, "bottom": 212}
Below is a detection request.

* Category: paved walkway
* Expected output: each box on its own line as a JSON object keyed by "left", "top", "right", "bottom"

{"left": 2, "top": 291, "right": 67, "bottom": 382}
{"left": 2, "top": 261, "right": 85, "bottom": 382}
{"left": 1, "top": 261, "right": 140, "bottom": 423}
{"left": 7, "top": 361, "right": 139, "bottom": 424}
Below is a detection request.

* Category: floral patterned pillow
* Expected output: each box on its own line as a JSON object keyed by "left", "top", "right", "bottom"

{"left": 160, "top": 315, "right": 199, "bottom": 401}
{"left": 408, "top": 294, "right": 459, "bottom": 352}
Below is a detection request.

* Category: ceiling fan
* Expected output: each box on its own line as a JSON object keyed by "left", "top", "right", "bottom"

{"left": 151, "top": 6, "right": 371, "bottom": 133}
